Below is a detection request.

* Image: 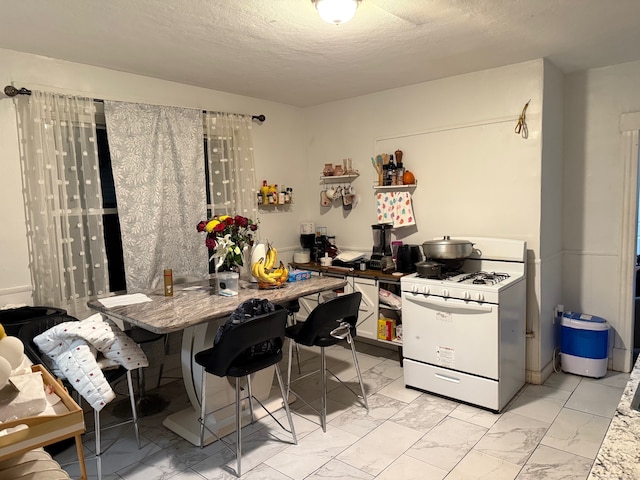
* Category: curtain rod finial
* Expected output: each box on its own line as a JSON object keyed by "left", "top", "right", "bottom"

{"left": 252, "top": 114, "right": 266, "bottom": 123}
{"left": 4, "top": 86, "right": 32, "bottom": 97}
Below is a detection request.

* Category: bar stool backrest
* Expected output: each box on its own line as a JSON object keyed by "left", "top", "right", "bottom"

{"left": 200, "top": 305, "right": 288, "bottom": 378}
{"left": 293, "top": 292, "right": 362, "bottom": 347}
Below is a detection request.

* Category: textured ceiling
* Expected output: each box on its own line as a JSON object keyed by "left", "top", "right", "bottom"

{"left": 1, "top": 0, "right": 640, "bottom": 107}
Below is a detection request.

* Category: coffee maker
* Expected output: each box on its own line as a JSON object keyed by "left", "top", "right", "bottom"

{"left": 300, "top": 233, "right": 337, "bottom": 262}
{"left": 369, "top": 224, "right": 392, "bottom": 270}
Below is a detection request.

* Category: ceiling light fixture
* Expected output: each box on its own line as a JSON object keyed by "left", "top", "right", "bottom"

{"left": 312, "top": 0, "right": 362, "bottom": 26}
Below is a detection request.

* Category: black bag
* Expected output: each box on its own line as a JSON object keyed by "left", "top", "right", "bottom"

{"left": 214, "top": 299, "right": 278, "bottom": 360}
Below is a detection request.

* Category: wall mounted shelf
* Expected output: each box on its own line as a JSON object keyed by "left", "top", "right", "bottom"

{"left": 372, "top": 181, "right": 417, "bottom": 190}
{"left": 320, "top": 174, "right": 359, "bottom": 182}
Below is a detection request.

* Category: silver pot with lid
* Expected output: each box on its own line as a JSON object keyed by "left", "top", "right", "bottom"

{"left": 422, "top": 236, "right": 474, "bottom": 260}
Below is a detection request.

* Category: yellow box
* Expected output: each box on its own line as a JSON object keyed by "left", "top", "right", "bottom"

{"left": 377, "top": 318, "right": 396, "bottom": 341}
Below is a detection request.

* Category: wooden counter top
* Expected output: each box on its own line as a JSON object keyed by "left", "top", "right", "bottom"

{"left": 290, "top": 261, "right": 408, "bottom": 283}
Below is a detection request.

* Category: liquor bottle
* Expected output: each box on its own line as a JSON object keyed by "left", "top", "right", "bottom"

{"left": 164, "top": 269, "right": 173, "bottom": 296}
{"left": 387, "top": 154, "right": 396, "bottom": 186}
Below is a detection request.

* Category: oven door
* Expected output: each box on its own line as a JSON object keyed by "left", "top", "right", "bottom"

{"left": 401, "top": 292, "right": 499, "bottom": 380}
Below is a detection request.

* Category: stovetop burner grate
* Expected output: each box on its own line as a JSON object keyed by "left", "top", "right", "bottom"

{"left": 414, "top": 270, "right": 511, "bottom": 285}
{"left": 417, "top": 270, "right": 463, "bottom": 280}
{"left": 458, "top": 271, "right": 510, "bottom": 285}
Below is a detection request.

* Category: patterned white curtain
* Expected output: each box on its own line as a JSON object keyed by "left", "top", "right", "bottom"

{"left": 104, "top": 101, "right": 208, "bottom": 292}
{"left": 204, "top": 112, "right": 258, "bottom": 220}
{"left": 16, "top": 91, "right": 109, "bottom": 305}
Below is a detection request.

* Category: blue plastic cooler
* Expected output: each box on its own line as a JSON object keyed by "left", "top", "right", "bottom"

{"left": 560, "top": 311, "right": 609, "bottom": 378}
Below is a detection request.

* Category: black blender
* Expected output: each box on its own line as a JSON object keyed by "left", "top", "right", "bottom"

{"left": 368, "top": 224, "right": 392, "bottom": 270}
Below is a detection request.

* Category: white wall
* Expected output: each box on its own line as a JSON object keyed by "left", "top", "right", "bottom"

{"left": 564, "top": 59, "right": 640, "bottom": 371}
{"left": 301, "top": 60, "right": 549, "bottom": 379}
{"left": 0, "top": 48, "right": 306, "bottom": 306}
{"left": 302, "top": 60, "right": 544, "bottom": 251}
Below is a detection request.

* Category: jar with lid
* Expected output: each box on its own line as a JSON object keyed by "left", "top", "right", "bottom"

{"left": 323, "top": 163, "right": 334, "bottom": 176}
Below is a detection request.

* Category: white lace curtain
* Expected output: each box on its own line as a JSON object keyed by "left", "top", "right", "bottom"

{"left": 204, "top": 112, "right": 259, "bottom": 221}
{"left": 15, "top": 91, "right": 109, "bottom": 305}
{"left": 104, "top": 101, "right": 208, "bottom": 292}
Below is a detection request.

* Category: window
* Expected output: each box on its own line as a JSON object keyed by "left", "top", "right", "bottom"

{"left": 96, "top": 127, "right": 126, "bottom": 292}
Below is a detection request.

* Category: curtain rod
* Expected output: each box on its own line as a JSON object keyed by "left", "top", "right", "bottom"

{"left": 3, "top": 85, "right": 266, "bottom": 123}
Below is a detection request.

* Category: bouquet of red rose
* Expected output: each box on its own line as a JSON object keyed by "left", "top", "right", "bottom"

{"left": 196, "top": 215, "right": 258, "bottom": 270}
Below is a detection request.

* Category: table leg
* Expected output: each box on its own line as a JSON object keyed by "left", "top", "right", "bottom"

{"left": 74, "top": 434, "right": 88, "bottom": 480}
{"left": 161, "top": 322, "right": 281, "bottom": 446}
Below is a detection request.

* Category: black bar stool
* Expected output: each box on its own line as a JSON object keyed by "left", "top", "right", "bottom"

{"left": 285, "top": 292, "right": 368, "bottom": 432}
{"left": 194, "top": 304, "right": 297, "bottom": 477}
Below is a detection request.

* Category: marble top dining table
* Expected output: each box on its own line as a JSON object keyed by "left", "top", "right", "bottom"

{"left": 87, "top": 275, "right": 348, "bottom": 334}
{"left": 87, "top": 274, "right": 348, "bottom": 445}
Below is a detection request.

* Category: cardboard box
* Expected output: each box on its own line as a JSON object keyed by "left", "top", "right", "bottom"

{"left": 377, "top": 318, "right": 396, "bottom": 341}
{"left": 0, "top": 365, "right": 85, "bottom": 464}
{"left": 288, "top": 269, "right": 312, "bottom": 282}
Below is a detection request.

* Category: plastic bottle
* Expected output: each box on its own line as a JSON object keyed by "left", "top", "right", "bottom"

{"left": 279, "top": 185, "right": 286, "bottom": 204}
{"left": 261, "top": 180, "right": 269, "bottom": 205}
{"left": 269, "top": 184, "right": 277, "bottom": 204}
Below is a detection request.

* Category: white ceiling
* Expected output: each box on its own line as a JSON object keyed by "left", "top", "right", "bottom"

{"left": 1, "top": 0, "right": 640, "bottom": 107}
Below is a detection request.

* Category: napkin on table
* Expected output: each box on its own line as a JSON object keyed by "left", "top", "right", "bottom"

{"left": 97, "top": 293, "right": 152, "bottom": 308}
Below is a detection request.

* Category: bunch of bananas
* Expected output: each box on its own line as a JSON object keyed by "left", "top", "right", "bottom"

{"left": 251, "top": 243, "right": 289, "bottom": 288}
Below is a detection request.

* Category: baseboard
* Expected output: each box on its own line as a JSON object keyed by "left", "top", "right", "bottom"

{"left": 0, "top": 285, "right": 32, "bottom": 307}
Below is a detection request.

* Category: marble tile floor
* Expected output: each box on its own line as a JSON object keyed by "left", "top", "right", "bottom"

{"left": 52, "top": 341, "right": 629, "bottom": 480}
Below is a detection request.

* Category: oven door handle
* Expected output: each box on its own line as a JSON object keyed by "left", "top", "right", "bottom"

{"left": 407, "top": 295, "right": 494, "bottom": 313}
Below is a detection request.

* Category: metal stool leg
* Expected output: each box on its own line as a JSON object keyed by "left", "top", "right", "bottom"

{"left": 94, "top": 409, "right": 102, "bottom": 480}
{"left": 320, "top": 346, "right": 327, "bottom": 432}
{"left": 126, "top": 370, "right": 141, "bottom": 448}
{"left": 236, "top": 377, "right": 242, "bottom": 477}
{"left": 274, "top": 364, "right": 297, "bottom": 444}
{"left": 347, "top": 333, "right": 369, "bottom": 410}
{"left": 286, "top": 337, "right": 294, "bottom": 400}
{"left": 246, "top": 375, "right": 255, "bottom": 423}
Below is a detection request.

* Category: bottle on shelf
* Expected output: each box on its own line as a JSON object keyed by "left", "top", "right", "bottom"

{"left": 389, "top": 155, "right": 397, "bottom": 186}
{"left": 269, "top": 184, "right": 278, "bottom": 204}
{"left": 395, "top": 161, "right": 404, "bottom": 185}
{"left": 261, "top": 180, "right": 269, "bottom": 205}
{"left": 279, "top": 185, "right": 286, "bottom": 205}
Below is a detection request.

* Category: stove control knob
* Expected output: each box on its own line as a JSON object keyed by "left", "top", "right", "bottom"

{"left": 422, "top": 286, "right": 430, "bottom": 295}
{"left": 463, "top": 291, "right": 471, "bottom": 300}
{"left": 442, "top": 289, "right": 449, "bottom": 297}
{"left": 475, "top": 293, "right": 484, "bottom": 302}
{"left": 411, "top": 285, "right": 419, "bottom": 294}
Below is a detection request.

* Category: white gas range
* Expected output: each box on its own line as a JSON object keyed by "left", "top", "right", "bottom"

{"left": 400, "top": 236, "right": 527, "bottom": 412}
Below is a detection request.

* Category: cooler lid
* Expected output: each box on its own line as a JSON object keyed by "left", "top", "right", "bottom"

{"left": 561, "top": 311, "right": 609, "bottom": 330}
